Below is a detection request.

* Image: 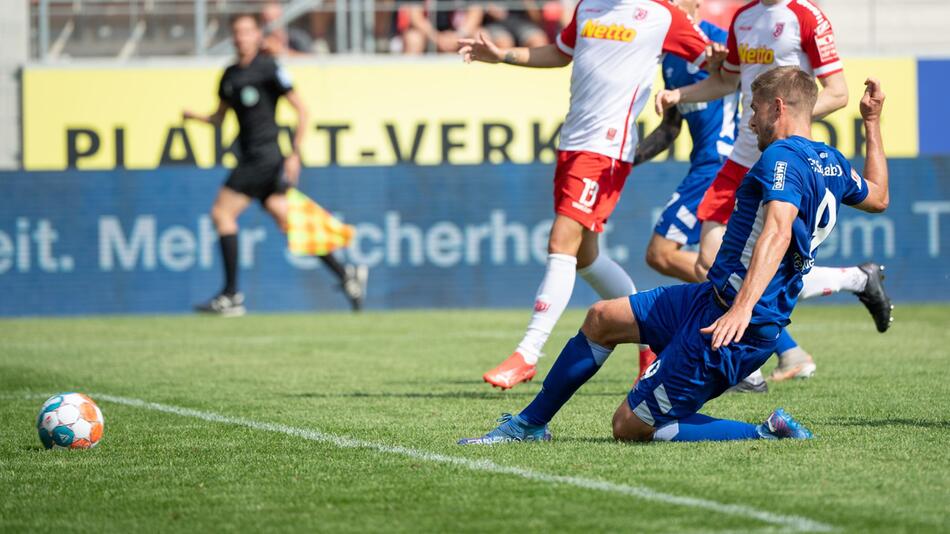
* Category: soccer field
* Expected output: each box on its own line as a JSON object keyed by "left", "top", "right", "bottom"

{"left": 1, "top": 305, "right": 948, "bottom": 532}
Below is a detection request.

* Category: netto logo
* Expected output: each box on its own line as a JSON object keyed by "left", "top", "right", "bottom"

{"left": 580, "top": 20, "right": 637, "bottom": 43}
{"left": 737, "top": 44, "right": 774, "bottom": 65}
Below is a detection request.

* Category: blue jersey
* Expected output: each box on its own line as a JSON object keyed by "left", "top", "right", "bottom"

{"left": 662, "top": 20, "right": 739, "bottom": 175}
{"left": 707, "top": 136, "right": 870, "bottom": 326}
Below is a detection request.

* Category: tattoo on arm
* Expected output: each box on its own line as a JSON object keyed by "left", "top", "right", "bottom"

{"left": 633, "top": 109, "right": 682, "bottom": 166}
{"left": 503, "top": 51, "right": 517, "bottom": 64}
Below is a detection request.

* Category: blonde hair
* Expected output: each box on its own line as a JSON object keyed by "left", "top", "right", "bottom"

{"left": 751, "top": 66, "right": 819, "bottom": 115}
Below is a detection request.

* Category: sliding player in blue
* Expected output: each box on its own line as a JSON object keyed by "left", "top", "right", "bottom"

{"left": 460, "top": 67, "right": 890, "bottom": 444}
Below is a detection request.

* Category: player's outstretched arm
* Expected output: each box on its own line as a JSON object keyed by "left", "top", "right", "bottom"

{"left": 655, "top": 44, "right": 736, "bottom": 114}
{"left": 701, "top": 201, "right": 797, "bottom": 349}
{"left": 458, "top": 32, "right": 570, "bottom": 68}
{"left": 633, "top": 107, "right": 683, "bottom": 166}
{"left": 183, "top": 100, "right": 229, "bottom": 126}
{"left": 854, "top": 77, "right": 889, "bottom": 213}
{"left": 812, "top": 71, "right": 849, "bottom": 120}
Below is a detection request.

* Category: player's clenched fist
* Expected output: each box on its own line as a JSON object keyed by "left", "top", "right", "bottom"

{"left": 655, "top": 88, "right": 681, "bottom": 115}
{"left": 860, "top": 78, "right": 886, "bottom": 122}
{"left": 458, "top": 32, "right": 505, "bottom": 64}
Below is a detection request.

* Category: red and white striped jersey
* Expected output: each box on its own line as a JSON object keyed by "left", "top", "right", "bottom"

{"left": 556, "top": 0, "right": 709, "bottom": 163}
{"left": 722, "top": 0, "right": 844, "bottom": 168}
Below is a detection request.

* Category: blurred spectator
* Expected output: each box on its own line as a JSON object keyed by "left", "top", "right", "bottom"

{"left": 309, "top": 0, "right": 397, "bottom": 54}
{"left": 261, "top": 1, "right": 313, "bottom": 56}
{"left": 398, "top": 0, "right": 485, "bottom": 54}
{"left": 483, "top": 1, "right": 549, "bottom": 48}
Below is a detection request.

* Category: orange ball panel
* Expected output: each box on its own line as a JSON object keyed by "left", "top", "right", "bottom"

{"left": 79, "top": 402, "right": 98, "bottom": 421}
{"left": 90, "top": 422, "right": 103, "bottom": 442}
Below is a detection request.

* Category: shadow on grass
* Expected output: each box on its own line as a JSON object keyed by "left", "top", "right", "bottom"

{"left": 827, "top": 417, "right": 950, "bottom": 430}
{"left": 285, "top": 390, "right": 622, "bottom": 400}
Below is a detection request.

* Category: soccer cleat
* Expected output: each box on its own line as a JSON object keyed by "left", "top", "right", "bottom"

{"left": 634, "top": 347, "right": 657, "bottom": 386}
{"left": 727, "top": 378, "right": 769, "bottom": 394}
{"left": 855, "top": 262, "right": 893, "bottom": 333}
{"left": 769, "top": 346, "right": 816, "bottom": 382}
{"left": 727, "top": 368, "right": 768, "bottom": 394}
{"left": 194, "top": 292, "right": 246, "bottom": 317}
{"left": 458, "top": 413, "right": 551, "bottom": 445}
{"left": 483, "top": 352, "right": 537, "bottom": 390}
{"left": 342, "top": 265, "right": 369, "bottom": 311}
{"left": 757, "top": 408, "right": 813, "bottom": 439}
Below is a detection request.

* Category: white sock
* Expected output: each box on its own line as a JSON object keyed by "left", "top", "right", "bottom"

{"left": 743, "top": 368, "right": 765, "bottom": 385}
{"left": 516, "top": 253, "right": 577, "bottom": 364}
{"left": 577, "top": 253, "right": 635, "bottom": 299}
{"left": 577, "top": 253, "right": 650, "bottom": 352}
{"left": 800, "top": 266, "right": 868, "bottom": 299}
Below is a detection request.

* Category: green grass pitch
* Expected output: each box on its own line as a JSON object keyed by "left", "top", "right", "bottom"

{"left": 1, "top": 304, "right": 948, "bottom": 532}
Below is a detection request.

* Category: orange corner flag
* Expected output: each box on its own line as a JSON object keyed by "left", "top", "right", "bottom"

{"left": 286, "top": 188, "right": 355, "bottom": 256}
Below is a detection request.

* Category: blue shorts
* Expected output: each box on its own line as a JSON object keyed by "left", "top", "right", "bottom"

{"left": 653, "top": 167, "right": 719, "bottom": 245}
{"left": 627, "top": 282, "right": 781, "bottom": 428}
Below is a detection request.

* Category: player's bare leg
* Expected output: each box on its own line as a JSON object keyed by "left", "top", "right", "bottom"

{"left": 693, "top": 220, "right": 725, "bottom": 282}
{"left": 646, "top": 234, "right": 702, "bottom": 283}
{"left": 483, "top": 215, "right": 583, "bottom": 389}
{"left": 264, "top": 193, "right": 368, "bottom": 311}
{"left": 197, "top": 187, "right": 252, "bottom": 316}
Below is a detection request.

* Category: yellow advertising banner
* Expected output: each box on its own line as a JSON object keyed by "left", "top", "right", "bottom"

{"left": 22, "top": 57, "right": 917, "bottom": 170}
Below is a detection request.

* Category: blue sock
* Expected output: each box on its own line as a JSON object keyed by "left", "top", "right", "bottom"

{"left": 654, "top": 413, "right": 761, "bottom": 442}
{"left": 775, "top": 329, "right": 797, "bottom": 355}
{"left": 520, "top": 331, "right": 612, "bottom": 426}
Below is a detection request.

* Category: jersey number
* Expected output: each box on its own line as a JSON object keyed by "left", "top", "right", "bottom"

{"left": 579, "top": 178, "right": 599, "bottom": 208}
{"left": 810, "top": 188, "right": 838, "bottom": 252}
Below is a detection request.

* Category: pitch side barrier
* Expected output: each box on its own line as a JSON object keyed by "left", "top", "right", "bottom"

{"left": 0, "top": 159, "right": 947, "bottom": 316}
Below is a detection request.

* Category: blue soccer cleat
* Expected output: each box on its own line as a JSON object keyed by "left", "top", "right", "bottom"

{"left": 757, "top": 408, "right": 813, "bottom": 440}
{"left": 458, "top": 413, "right": 552, "bottom": 445}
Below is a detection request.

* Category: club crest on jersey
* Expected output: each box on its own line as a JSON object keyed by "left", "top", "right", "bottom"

{"left": 737, "top": 44, "right": 775, "bottom": 65}
{"left": 634, "top": 7, "right": 648, "bottom": 20}
{"left": 580, "top": 20, "right": 637, "bottom": 42}
{"left": 773, "top": 22, "right": 785, "bottom": 38}
{"left": 772, "top": 161, "right": 787, "bottom": 190}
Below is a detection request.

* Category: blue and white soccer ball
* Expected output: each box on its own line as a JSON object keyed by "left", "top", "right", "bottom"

{"left": 36, "top": 393, "right": 105, "bottom": 449}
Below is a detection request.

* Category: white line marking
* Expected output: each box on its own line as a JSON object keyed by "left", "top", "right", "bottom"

{"left": 87, "top": 393, "right": 832, "bottom": 532}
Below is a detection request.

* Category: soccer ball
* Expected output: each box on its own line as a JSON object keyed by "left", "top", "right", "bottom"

{"left": 36, "top": 393, "right": 104, "bottom": 449}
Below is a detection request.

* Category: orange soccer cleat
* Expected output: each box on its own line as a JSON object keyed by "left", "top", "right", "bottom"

{"left": 633, "top": 347, "right": 658, "bottom": 386}
{"left": 483, "top": 352, "right": 537, "bottom": 390}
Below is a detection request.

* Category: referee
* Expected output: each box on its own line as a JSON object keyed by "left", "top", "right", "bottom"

{"left": 183, "top": 13, "right": 367, "bottom": 316}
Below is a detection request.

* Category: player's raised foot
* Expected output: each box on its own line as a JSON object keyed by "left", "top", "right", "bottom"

{"left": 194, "top": 292, "right": 246, "bottom": 317}
{"left": 634, "top": 347, "right": 658, "bottom": 386}
{"left": 727, "top": 369, "right": 768, "bottom": 394}
{"left": 855, "top": 262, "right": 893, "bottom": 333}
{"left": 458, "top": 413, "right": 551, "bottom": 445}
{"left": 757, "top": 408, "right": 813, "bottom": 440}
{"left": 342, "top": 265, "right": 369, "bottom": 311}
{"left": 483, "top": 352, "right": 536, "bottom": 390}
{"left": 769, "top": 346, "right": 816, "bottom": 382}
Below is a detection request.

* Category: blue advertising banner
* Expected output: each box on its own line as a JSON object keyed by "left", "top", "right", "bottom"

{"left": 1, "top": 159, "right": 948, "bottom": 316}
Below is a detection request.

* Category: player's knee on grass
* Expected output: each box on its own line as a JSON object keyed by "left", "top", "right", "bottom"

{"left": 581, "top": 298, "right": 639, "bottom": 348}
{"left": 612, "top": 399, "right": 654, "bottom": 442}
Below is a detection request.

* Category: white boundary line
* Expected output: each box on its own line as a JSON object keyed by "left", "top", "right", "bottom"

{"left": 76, "top": 393, "right": 832, "bottom": 532}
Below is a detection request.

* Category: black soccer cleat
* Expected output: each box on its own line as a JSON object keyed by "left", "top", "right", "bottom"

{"left": 341, "top": 265, "right": 368, "bottom": 312}
{"left": 855, "top": 262, "right": 893, "bottom": 333}
{"left": 195, "top": 292, "right": 246, "bottom": 317}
